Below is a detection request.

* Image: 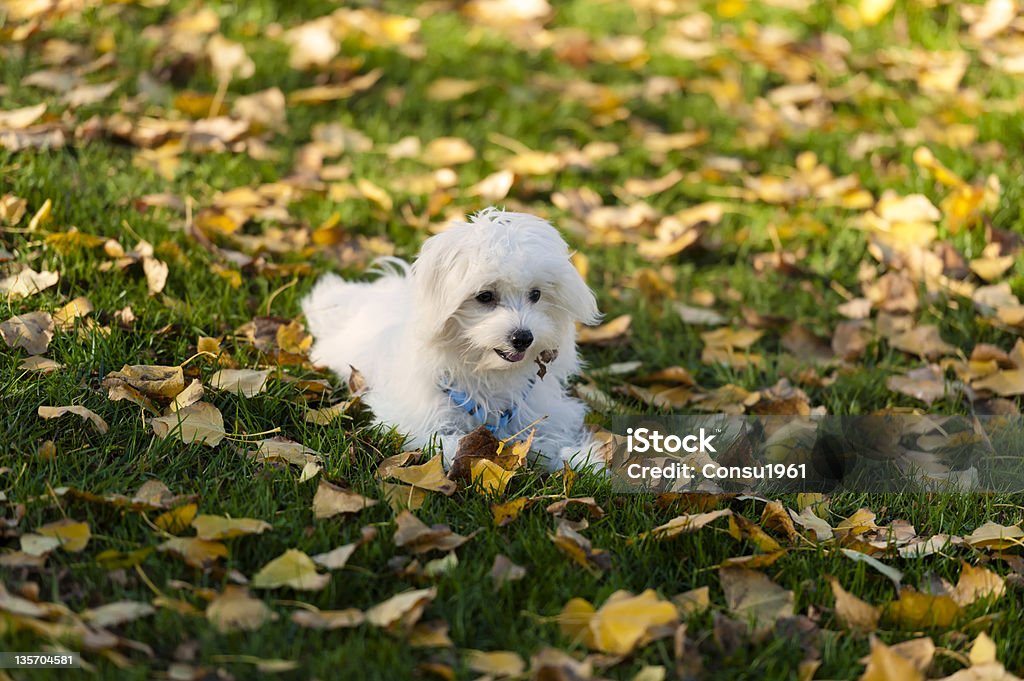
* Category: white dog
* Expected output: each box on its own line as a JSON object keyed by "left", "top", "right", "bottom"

{"left": 302, "top": 208, "right": 604, "bottom": 471}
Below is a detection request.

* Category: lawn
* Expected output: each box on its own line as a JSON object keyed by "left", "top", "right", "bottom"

{"left": 3, "top": 0, "right": 1024, "bottom": 679}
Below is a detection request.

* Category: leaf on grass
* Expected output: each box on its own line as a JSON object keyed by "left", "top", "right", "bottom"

{"left": 312, "top": 479, "right": 378, "bottom": 519}
{"left": 490, "top": 554, "right": 527, "bottom": 588}
{"left": 19, "top": 356, "right": 63, "bottom": 373}
{"left": 859, "top": 637, "right": 925, "bottom": 681}
{"left": 841, "top": 549, "right": 904, "bottom": 590}
{"left": 409, "top": 620, "right": 454, "bottom": 648}
{"left": 20, "top": 534, "right": 61, "bottom": 556}
{"left": 492, "top": 497, "right": 532, "bottom": 527}
{"left": 304, "top": 400, "right": 358, "bottom": 425}
{"left": 883, "top": 589, "right": 959, "bottom": 629}
{"left": 952, "top": 562, "right": 1005, "bottom": 607}
{"left": 0, "top": 268, "right": 59, "bottom": 299}
{"left": 82, "top": 601, "right": 155, "bottom": 628}
{"left": 206, "top": 586, "right": 277, "bottom": 633}
{"left": 158, "top": 537, "right": 228, "bottom": 568}
{"left": 35, "top": 519, "right": 91, "bottom": 552}
{"left": 38, "top": 405, "right": 108, "bottom": 434}
{"left": 964, "top": 521, "right": 1024, "bottom": 550}
{"left": 52, "top": 296, "right": 93, "bottom": 330}
{"left": 387, "top": 455, "right": 457, "bottom": 496}
{"left": 104, "top": 364, "right": 185, "bottom": 399}
{"left": 546, "top": 497, "right": 606, "bottom": 519}
{"left": 719, "top": 567, "right": 794, "bottom": 632}
{"left": 469, "top": 458, "right": 514, "bottom": 495}
{"left": 393, "top": 510, "right": 473, "bottom": 554}
{"left": 150, "top": 402, "right": 226, "bottom": 446}
{"left": 466, "top": 650, "right": 526, "bottom": 677}
{"left": 191, "top": 514, "right": 272, "bottom": 540}
{"left": 1, "top": 311, "right": 53, "bottom": 354}
{"left": 889, "top": 325, "right": 956, "bottom": 360}
{"left": 251, "top": 549, "right": 330, "bottom": 591}
{"left": 380, "top": 482, "right": 427, "bottom": 512}
{"left": 291, "top": 608, "right": 365, "bottom": 630}
{"left": 167, "top": 380, "right": 204, "bottom": 413}
{"left": 637, "top": 509, "right": 732, "bottom": 541}
{"left": 558, "top": 589, "right": 678, "bottom": 655}
{"left": 155, "top": 504, "right": 198, "bottom": 535}
{"left": 577, "top": 315, "right": 631, "bottom": 345}
{"left": 887, "top": 365, "right": 948, "bottom": 405}
{"left": 210, "top": 369, "right": 271, "bottom": 397}
{"left": 550, "top": 519, "right": 611, "bottom": 572}
{"left": 312, "top": 526, "right": 377, "bottom": 570}
{"left": 830, "top": 578, "right": 881, "bottom": 632}
{"left": 366, "top": 587, "right": 436, "bottom": 631}
{"left": 251, "top": 438, "right": 323, "bottom": 467}
{"left": 671, "top": 586, "right": 710, "bottom": 617}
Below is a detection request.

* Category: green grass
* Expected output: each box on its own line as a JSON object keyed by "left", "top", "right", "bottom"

{"left": 3, "top": 0, "right": 1024, "bottom": 678}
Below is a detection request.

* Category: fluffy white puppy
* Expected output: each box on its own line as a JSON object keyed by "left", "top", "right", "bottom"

{"left": 302, "top": 207, "right": 604, "bottom": 471}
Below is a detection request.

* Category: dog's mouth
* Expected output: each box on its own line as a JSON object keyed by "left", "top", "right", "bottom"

{"left": 494, "top": 348, "right": 526, "bottom": 363}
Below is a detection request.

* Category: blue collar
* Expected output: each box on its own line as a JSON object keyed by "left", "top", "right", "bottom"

{"left": 443, "top": 378, "right": 535, "bottom": 435}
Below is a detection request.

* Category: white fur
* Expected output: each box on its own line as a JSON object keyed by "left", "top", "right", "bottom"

{"left": 302, "top": 208, "right": 604, "bottom": 471}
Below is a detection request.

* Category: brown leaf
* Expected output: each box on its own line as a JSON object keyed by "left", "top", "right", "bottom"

{"left": 312, "top": 479, "right": 378, "bottom": 519}
{"left": 206, "top": 586, "right": 276, "bottom": 633}
{"left": 388, "top": 455, "right": 457, "bottom": 496}
{"left": 291, "top": 608, "right": 364, "bottom": 629}
{"left": 150, "top": 402, "right": 226, "bottom": 446}
{"left": 38, "top": 405, "right": 108, "bottom": 434}
{"left": 577, "top": 314, "right": 631, "bottom": 345}
{"left": 365, "top": 587, "right": 436, "bottom": 631}
{"left": 719, "top": 567, "right": 794, "bottom": 633}
{"left": 1, "top": 310, "right": 53, "bottom": 355}
{"left": 490, "top": 554, "right": 527, "bottom": 587}
{"left": 393, "top": 510, "right": 473, "bottom": 554}
{"left": 0, "top": 267, "right": 59, "bottom": 299}
{"left": 549, "top": 519, "right": 611, "bottom": 572}
{"left": 830, "top": 578, "right": 881, "bottom": 632}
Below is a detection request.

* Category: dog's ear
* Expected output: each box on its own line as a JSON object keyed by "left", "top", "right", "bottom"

{"left": 410, "top": 226, "right": 476, "bottom": 338}
{"left": 558, "top": 261, "right": 602, "bottom": 326}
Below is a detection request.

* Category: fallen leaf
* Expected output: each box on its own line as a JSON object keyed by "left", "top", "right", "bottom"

{"left": 0, "top": 268, "right": 58, "bottom": 299}
{"left": 191, "top": 515, "right": 272, "bottom": 540}
{"left": 251, "top": 549, "right": 330, "bottom": 591}
{"left": 860, "top": 637, "right": 925, "bottom": 681}
{"left": 490, "top": 554, "right": 527, "bottom": 587}
{"left": 38, "top": 405, "right": 108, "bottom": 434}
{"left": 82, "top": 601, "right": 155, "bottom": 628}
{"left": 637, "top": 509, "right": 732, "bottom": 541}
{"left": 312, "top": 479, "right": 378, "bottom": 519}
{"left": 387, "top": 455, "right": 457, "bottom": 496}
{"left": 366, "top": 587, "right": 436, "bottom": 630}
{"left": 1, "top": 310, "right": 53, "bottom": 354}
{"left": 719, "top": 567, "right": 794, "bottom": 632}
{"left": 841, "top": 549, "right": 904, "bottom": 590}
{"left": 291, "top": 608, "right": 365, "bottom": 629}
{"left": 206, "top": 586, "right": 277, "bottom": 633}
{"left": 577, "top": 314, "right": 631, "bottom": 344}
{"left": 558, "top": 589, "right": 678, "bottom": 655}
{"left": 210, "top": 368, "right": 271, "bottom": 397}
{"left": 393, "top": 510, "right": 473, "bottom": 554}
{"left": 831, "top": 578, "right": 881, "bottom": 632}
{"left": 466, "top": 650, "right": 526, "bottom": 677}
{"left": 158, "top": 537, "right": 228, "bottom": 568}
{"left": 150, "top": 402, "right": 226, "bottom": 446}
{"left": 952, "top": 562, "right": 1005, "bottom": 607}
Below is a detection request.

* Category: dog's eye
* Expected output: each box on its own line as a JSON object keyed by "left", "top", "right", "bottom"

{"left": 475, "top": 291, "right": 495, "bottom": 304}
{"left": 528, "top": 289, "right": 541, "bottom": 303}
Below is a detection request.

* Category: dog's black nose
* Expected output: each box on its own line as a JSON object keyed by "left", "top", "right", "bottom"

{"left": 510, "top": 329, "right": 534, "bottom": 351}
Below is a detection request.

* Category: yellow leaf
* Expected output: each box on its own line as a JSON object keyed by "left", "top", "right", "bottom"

{"left": 830, "top": 578, "right": 881, "bottom": 632}
{"left": 883, "top": 590, "right": 959, "bottom": 629}
{"left": 191, "top": 514, "right": 272, "bottom": 540}
{"left": 52, "top": 296, "right": 93, "bottom": 330}
{"left": 393, "top": 510, "right": 473, "bottom": 554}
{"left": 860, "top": 637, "right": 925, "bottom": 681}
{"left": 251, "top": 549, "right": 330, "bottom": 591}
{"left": 154, "top": 503, "right": 198, "bottom": 535}
{"left": 970, "top": 632, "right": 998, "bottom": 666}
{"left": 157, "top": 537, "right": 228, "bottom": 568}
{"left": 469, "top": 458, "right": 514, "bottom": 495}
{"left": 577, "top": 315, "right": 631, "bottom": 345}
{"left": 466, "top": 651, "right": 525, "bottom": 676}
{"left": 588, "top": 589, "right": 678, "bottom": 655}
{"left": 492, "top": 497, "right": 530, "bottom": 527}
{"left": 387, "top": 456, "right": 457, "bottom": 496}
{"left": 859, "top": 0, "right": 895, "bottom": 26}
{"left": 637, "top": 509, "right": 732, "bottom": 541}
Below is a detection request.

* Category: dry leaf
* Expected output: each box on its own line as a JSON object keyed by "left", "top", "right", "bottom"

{"left": 210, "top": 368, "right": 271, "bottom": 397}
{"left": 719, "top": 567, "right": 794, "bottom": 632}
{"left": 158, "top": 537, "right": 228, "bottom": 568}
{"left": 38, "top": 405, "right": 108, "bottom": 434}
{"left": 206, "top": 586, "right": 276, "bottom": 633}
{"left": 387, "top": 455, "right": 457, "bottom": 496}
{"left": 393, "top": 510, "right": 473, "bottom": 554}
{"left": 37, "top": 518, "right": 91, "bottom": 552}
{"left": 366, "top": 587, "right": 436, "bottom": 630}
{"left": 1, "top": 311, "right": 53, "bottom": 355}
{"left": 150, "top": 402, "right": 226, "bottom": 446}
{"left": 82, "top": 601, "right": 155, "bottom": 628}
{"left": 312, "top": 479, "right": 378, "bottom": 519}
{"left": 577, "top": 315, "right": 631, "bottom": 344}
{"left": 0, "top": 268, "right": 59, "bottom": 299}
{"left": 831, "top": 578, "right": 881, "bottom": 632}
